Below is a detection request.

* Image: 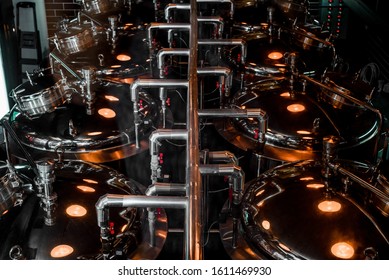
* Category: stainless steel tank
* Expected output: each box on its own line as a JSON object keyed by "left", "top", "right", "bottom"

{"left": 216, "top": 78, "right": 380, "bottom": 174}
{"left": 0, "top": 160, "right": 167, "bottom": 260}
{"left": 221, "top": 157, "right": 389, "bottom": 259}
{"left": 9, "top": 80, "right": 161, "bottom": 163}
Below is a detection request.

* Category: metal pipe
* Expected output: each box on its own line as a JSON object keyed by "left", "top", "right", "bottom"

{"left": 159, "top": 87, "right": 167, "bottom": 128}
{"left": 149, "top": 129, "right": 188, "bottom": 183}
{"left": 199, "top": 164, "right": 244, "bottom": 192}
{"left": 328, "top": 162, "right": 389, "bottom": 202}
{"left": 164, "top": 3, "right": 190, "bottom": 22}
{"left": 145, "top": 182, "right": 187, "bottom": 196}
{"left": 1, "top": 117, "right": 39, "bottom": 177}
{"left": 80, "top": 67, "right": 95, "bottom": 115}
{"left": 107, "top": 15, "right": 118, "bottom": 47}
{"left": 95, "top": 194, "right": 188, "bottom": 258}
{"left": 301, "top": 74, "right": 374, "bottom": 110}
{"left": 196, "top": 0, "right": 235, "bottom": 19}
{"left": 80, "top": 11, "right": 104, "bottom": 26}
{"left": 206, "top": 150, "right": 239, "bottom": 165}
{"left": 95, "top": 194, "right": 188, "bottom": 228}
{"left": 157, "top": 48, "right": 190, "bottom": 78}
{"left": 198, "top": 108, "right": 268, "bottom": 144}
{"left": 197, "top": 16, "right": 224, "bottom": 25}
{"left": 147, "top": 23, "right": 191, "bottom": 71}
{"left": 130, "top": 79, "right": 189, "bottom": 148}
{"left": 145, "top": 182, "right": 187, "bottom": 246}
{"left": 197, "top": 66, "right": 233, "bottom": 84}
{"left": 147, "top": 23, "right": 191, "bottom": 50}
{"left": 197, "top": 66, "right": 233, "bottom": 106}
{"left": 35, "top": 160, "right": 56, "bottom": 226}
{"left": 131, "top": 79, "right": 189, "bottom": 98}
{"left": 187, "top": 0, "right": 202, "bottom": 260}
{"left": 197, "top": 16, "right": 224, "bottom": 38}
{"left": 167, "top": 227, "right": 220, "bottom": 234}
{"left": 49, "top": 52, "right": 83, "bottom": 82}
{"left": 1, "top": 117, "right": 12, "bottom": 164}
{"left": 300, "top": 73, "right": 383, "bottom": 163}
{"left": 289, "top": 25, "right": 334, "bottom": 48}
{"left": 198, "top": 39, "right": 247, "bottom": 64}
{"left": 149, "top": 129, "right": 188, "bottom": 156}
{"left": 199, "top": 164, "right": 244, "bottom": 248}
{"left": 201, "top": 149, "right": 210, "bottom": 236}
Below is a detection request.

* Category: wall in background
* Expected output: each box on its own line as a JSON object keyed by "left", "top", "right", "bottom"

{"left": 44, "top": 0, "right": 80, "bottom": 38}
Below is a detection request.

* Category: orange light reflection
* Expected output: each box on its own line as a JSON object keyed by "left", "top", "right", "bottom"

{"left": 98, "top": 108, "right": 116, "bottom": 119}
{"left": 287, "top": 104, "right": 305, "bottom": 113}
{"left": 105, "top": 95, "right": 119, "bottom": 102}
{"left": 268, "top": 52, "right": 283, "bottom": 60}
{"left": 77, "top": 185, "right": 96, "bottom": 192}
{"left": 116, "top": 54, "right": 131, "bottom": 61}
{"left": 318, "top": 200, "right": 341, "bottom": 212}
{"left": 66, "top": 205, "right": 87, "bottom": 217}
{"left": 50, "top": 245, "right": 74, "bottom": 258}
{"left": 331, "top": 242, "right": 354, "bottom": 259}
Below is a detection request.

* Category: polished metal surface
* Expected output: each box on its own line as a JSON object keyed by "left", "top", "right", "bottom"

{"left": 53, "top": 27, "right": 151, "bottom": 83}
{"left": 375, "top": 174, "right": 389, "bottom": 217}
{"left": 0, "top": 160, "right": 167, "bottom": 260}
{"left": 237, "top": 159, "right": 389, "bottom": 259}
{"left": 80, "top": 0, "right": 113, "bottom": 15}
{"left": 54, "top": 21, "right": 97, "bottom": 56}
{"left": 319, "top": 73, "right": 373, "bottom": 109}
{"left": 216, "top": 78, "right": 379, "bottom": 163}
{"left": 9, "top": 82, "right": 162, "bottom": 163}
{"left": 227, "top": 26, "right": 334, "bottom": 81}
{"left": 273, "top": 0, "right": 307, "bottom": 21}
{"left": 187, "top": 1, "right": 202, "bottom": 259}
{"left": 11, "top": 74, "right": 68, "bottom": 119}
{"left": 226, "top": 31, "right": 291, "bottom": 83}
{"left": 0, "top": 162, "right": 23, "bottom": 216}
{"left": 291, "top": 24, "right": 334, "bottom": 51}
{"left": 2, "top": 0, "right": 388, "bottom": 261}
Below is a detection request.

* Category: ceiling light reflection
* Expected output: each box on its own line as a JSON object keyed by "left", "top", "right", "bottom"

{"left": 116, "top": 54, "right": 131, "bottom": 61}
{"left": 105, "top": 95, "right": 119, "bottom": 102}
{"left": 98, "top": 108, "right": 116, "bottom": 119}
{"left": 307, "top": 183, "right": 325, "bottom": 189}
{"left": 50, "top": 245, "right": 74, "bottom": 258}
{"left": 268, "top": 52, "right": 283, "bottom": 60}
{"left": 82, "top": 179, "right": 98, "bottom": 184}
{"left": 318, "top": 200, "right": 341, "bottom": 212}
{"left": 261, "top": 220, "right": 270, "bottom": 230}
{"left": 280, "top": 92, "right": 290, "bottom": 97}
{"left": 331, "top": 242, "right": 354, "bottom": 259}
{"left": 287, "top": 104, "right": 305, "bottom": 113}
{"left": 87, "top": 131, "right": 102, "bottom": 136}
{"left": 66, "top": 205, "right": 87, "bottom": 217}
{"left": 300, "top": 177, "right": 314, "bottom": 181}
{"left": 77, "top": 185, "right": 96, "bottom": 193}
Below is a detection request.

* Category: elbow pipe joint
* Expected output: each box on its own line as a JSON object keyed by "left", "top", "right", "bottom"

{"left": 164, "top": 3, "right": 191, "bottom": 22}
{"left": 149, "top": 129, "right": 188, "bottom": 156}
{"left": 131, "top": 79, "right": 189, "bottom": 102}
{"left": 199, "top": 164, "right": 245, "bottom": 194}
{"left": 145, "top": 182, "right": 187, "bottom": 196}
{"left": 197, "top": 39, "right": 247, "bottom": 65}
{"left": 157, "top": 48, "right": 190, "bottom": 78}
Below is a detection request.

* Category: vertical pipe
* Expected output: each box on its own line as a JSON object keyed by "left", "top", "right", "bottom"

{"left": 2, "top": 123, "right": 11, "bottom": 164}
{"left": 187, "top": 0, "right": 202, "bottom": 260}
{"left": 145, "top": 183, "right": 187, "bottom": 247}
